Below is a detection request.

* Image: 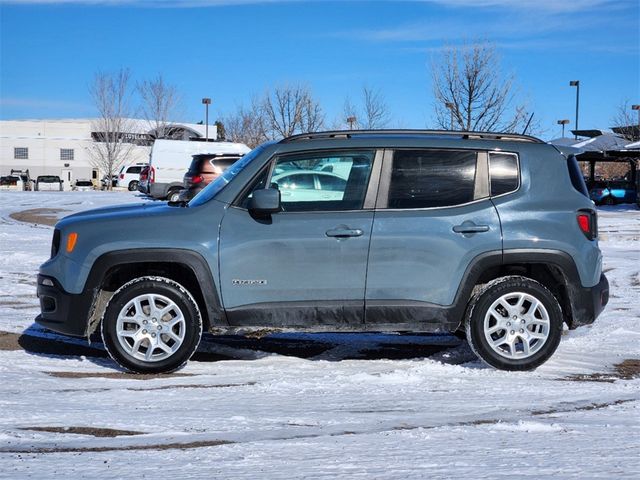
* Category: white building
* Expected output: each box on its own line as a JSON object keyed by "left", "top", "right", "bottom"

{"left": 0, "top": 118, "right": 216, "bottom": 189}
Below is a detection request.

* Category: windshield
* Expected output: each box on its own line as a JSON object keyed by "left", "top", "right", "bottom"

{"left": 189, "top": 144, "right": 268, "bottom": 207}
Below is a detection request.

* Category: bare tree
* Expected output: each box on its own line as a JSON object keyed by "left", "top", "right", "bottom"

{"left": 361, "top": 86, "right": 391, "bottom": 129}
{"left": 611, "top": 99, "right": 640, "bottom": 141}
{"left": 88, "top": 69, "right": 135, "bottom": 190}
{"left": 262, "top": 85, "right": 324, "bottom": 139}
{"left": 137, "top": 74, "right": 182, "bottom": 140}
{"left": 431, "top": 42, "right": 530, "bottom": 133}
{"left": 223, "top": 98, "right": 268, "bottom": 148}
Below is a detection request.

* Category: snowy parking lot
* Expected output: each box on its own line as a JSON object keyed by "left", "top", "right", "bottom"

{"left": 0, "top": 191, "right": 638, "bottom": 479}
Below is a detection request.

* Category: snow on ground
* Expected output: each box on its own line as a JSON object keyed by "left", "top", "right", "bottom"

{"left": 0, "top": 192, "right": 638, "bottom": 479}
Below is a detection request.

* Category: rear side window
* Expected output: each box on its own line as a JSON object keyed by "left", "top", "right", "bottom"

{"left": 489, "top": 153, "right": 519, "bottom": 196}
{"left": 567, "top": 154, "right": 589, "bottom": 197}
{"left": 386, "top": 150, "right": 477, "bottom": 209}
{"left": 127, "top": 166, "right": 143, "bottom": 174}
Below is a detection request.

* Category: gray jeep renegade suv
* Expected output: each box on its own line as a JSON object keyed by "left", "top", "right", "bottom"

{"left": 36, "top": 130, "right": 609, "bottom": 373}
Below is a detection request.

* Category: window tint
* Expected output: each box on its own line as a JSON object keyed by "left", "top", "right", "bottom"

{"left": 271, "top": 151, "right": 374, "bottom": 211}
{"left": 489, "top": 153, "right": 519, "bottom": 196}
{"left": 387, "top": 150, "right": 477, "bottom": 209}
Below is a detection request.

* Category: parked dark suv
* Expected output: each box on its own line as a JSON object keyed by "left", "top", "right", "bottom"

{"left": 179, "top": 153, "right": 243, "bottom": 201}
{"left": 36, "top": 130, "right": 609, "bottom": 373}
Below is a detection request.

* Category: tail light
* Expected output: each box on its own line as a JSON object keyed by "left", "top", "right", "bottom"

{"left": 119, "top": 173, "right": 125, "bottom": 180}
{"left": 577, "top": 210, "right": 597, "bottom": 240}
{"left": 149, "top": 166, "right": 155, "bottom": 183}
{"left": 593, "top": 189, "right": 603, "bottom": 196}
{"left": 191, "top": 175, "right": 204, "bottom": 185}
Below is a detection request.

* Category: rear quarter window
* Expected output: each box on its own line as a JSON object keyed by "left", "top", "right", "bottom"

{"left": 489, "top": 152, "right": 519, "bottom": 196}
{"left": 567, "top": 154, "right": 589, "bottom": 197}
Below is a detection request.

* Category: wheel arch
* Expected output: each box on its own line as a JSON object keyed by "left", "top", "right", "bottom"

{"left": 456, "top": 249, "right": 582, "bottom": 330}
{"left": 85, "top": 249, "right": 226, "bottom": 333}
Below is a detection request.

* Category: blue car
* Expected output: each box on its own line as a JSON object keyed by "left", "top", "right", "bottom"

{"left": 589, "top": 181, "right": 637, "bottom": 205}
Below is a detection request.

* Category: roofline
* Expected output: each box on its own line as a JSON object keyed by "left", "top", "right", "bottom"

{"left": 280, "top": 129, "right": 544, "bottom": 144}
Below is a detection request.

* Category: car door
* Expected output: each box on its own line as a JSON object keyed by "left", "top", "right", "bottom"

{"left": 219, "top": 149, "right": 382, "bottom": 328}
{"left": 365, "top": 148, "right": 503, "bottom": 330}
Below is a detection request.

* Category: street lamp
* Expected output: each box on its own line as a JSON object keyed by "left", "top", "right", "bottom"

{"left": 632, "top": 105, "right": 640, "bottom": 139}
{"left": 557, "top": 119, "right": 570, "bottom": 138}
{"left": 346, "top": 116, "right": 357, "bottom": 130}
{"left": 202, "top": 98, "right": 212, "bottom": 141}
{"left": 445, "top": 102, "right": 455, "bottom": 130}
{"left": 569, "top": 81, "right": 580, "bottom": 139}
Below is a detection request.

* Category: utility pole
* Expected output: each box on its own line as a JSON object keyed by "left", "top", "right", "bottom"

{"left": 632, "top": 104, "right": 640, "bottom": 140}
{"left": 445, "top": 102, "right": 455, "bottom": 130}
{"left": 557, "top": 119, "right": 570, "bottom": 138}
{"left": 569, "top": 81, "right": 580, "bottom": 139}
{"left": 202, "top": 97, "right": 212, "bottom": 141}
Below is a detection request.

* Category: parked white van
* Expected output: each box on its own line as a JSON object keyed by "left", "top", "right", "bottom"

{"left": 147, "top": 139, "right": 250, "bottom": 201}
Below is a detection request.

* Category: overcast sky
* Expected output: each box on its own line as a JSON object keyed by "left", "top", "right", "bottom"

{"left": 0, "top": 0, "right": 638, "bottom": 139}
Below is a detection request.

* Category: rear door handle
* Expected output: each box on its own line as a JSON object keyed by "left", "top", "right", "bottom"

{"left": 453, "top": 223, "right": 490, "bottom": 234}
{"left": 326, "top": 227, "right": 364, "bottom": 238}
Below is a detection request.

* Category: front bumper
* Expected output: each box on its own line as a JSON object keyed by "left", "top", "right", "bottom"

{"left": 568, "top": 273, "right": 609, "bottom": 329}
{"left": 35, "top": 275, "right": 92, "bottom": 337}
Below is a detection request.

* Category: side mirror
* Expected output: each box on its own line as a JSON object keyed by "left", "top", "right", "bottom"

{"left": 248, "top": 188, "right": 281, "bottom": 215}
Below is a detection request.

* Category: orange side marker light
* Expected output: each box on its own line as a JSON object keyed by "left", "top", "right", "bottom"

{"left": 66, "top": 232, "right": 78, "bottom": 253}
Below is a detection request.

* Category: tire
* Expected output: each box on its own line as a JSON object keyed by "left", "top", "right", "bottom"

{"left": 167, "top": 189, "right": 181, "bottom": 202}
{"left": 101, "top": 277, "right": 202, "bottom": 374}
{"left": 128, "top": 180, "right": 138, "bottom": 191}
{"left": 602, "top": 196, "right": 615, "bottom": 206}
{"left": 465, "top": 276, "right": 563, "bottom": 371}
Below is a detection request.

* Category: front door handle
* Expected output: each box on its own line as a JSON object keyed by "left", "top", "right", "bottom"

{"left": 326, "top": 226, "right": 364, "bottom": 238}
{"left": 453, "top": 223, "right": 490, "bottom": 234}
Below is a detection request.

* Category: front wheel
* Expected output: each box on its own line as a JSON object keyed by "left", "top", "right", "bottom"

{"left": 602, "top": 196, "right": 615, "bottom": 206}
{"left": 465, "top": 276, "right": 563, "bottom": 371}
{"left": 101, "top": 277, "right": 202, "bottom": 373}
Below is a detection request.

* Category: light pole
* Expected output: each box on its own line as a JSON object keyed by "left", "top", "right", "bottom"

{"left": 632, "top": 105, "right": 640, "bottom": 139}
{"left": 445, "top": 102, "right": 455, "bottom": 130}
{"left": 346, "top": 116, "right": 357, "bottom": 130}
{"left": 202, "top": 97, "right": 211, "bottom": 141}
{"left": 557, "top": 119, "right": 570, "bottom": 138}
{"left": 569, "top": 81, "right": 580, "bottom": 139}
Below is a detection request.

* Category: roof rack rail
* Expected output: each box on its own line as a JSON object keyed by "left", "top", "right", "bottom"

{"left": 280, "top": 129, "right": 544, "bottom": 144}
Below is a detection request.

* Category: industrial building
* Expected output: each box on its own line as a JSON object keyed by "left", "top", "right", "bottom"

{"left": 0, "top": 118, "right": 216, "bottom": 189}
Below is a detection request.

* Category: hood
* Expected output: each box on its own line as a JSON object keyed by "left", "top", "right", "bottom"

{"left": 57, "top": 202, "right": 170, "bottom": 227}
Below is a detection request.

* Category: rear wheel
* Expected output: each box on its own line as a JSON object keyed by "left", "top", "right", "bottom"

{"left": 128, "top": 180, "right": 139, "bottom": 191}
{"left": 465, "top": 276, "right": 563, "bottom": 371}
{"left": 101, "top": 277, "right": 202, "bottom": 373}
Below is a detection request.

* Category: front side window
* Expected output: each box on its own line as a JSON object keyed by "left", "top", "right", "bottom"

{"left": 270, "top": 151, "right": 375, "bottom": 212}
{"left": 14, "top": 147, "right": 28, "bottom": 160}
{"left": 386, "top": 150, "right": 477, "bottom": 209}
{"left": 489, "top": 152, "right": 519, "bottom": 196}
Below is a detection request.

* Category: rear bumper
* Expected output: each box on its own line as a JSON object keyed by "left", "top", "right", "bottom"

{"left": 568, "top": 273, "right": 609, "bottom": 329}
{"left": 35, "top": 275, "right": 91, "bottom": 337}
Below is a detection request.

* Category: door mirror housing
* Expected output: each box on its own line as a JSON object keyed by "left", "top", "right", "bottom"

{"left": 248, "top": 188, "right": 281, "bottom": 215}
